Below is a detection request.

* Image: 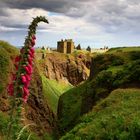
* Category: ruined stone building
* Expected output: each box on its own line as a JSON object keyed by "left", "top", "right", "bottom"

{"left": 57, "top": 39, "right": 74, "bottom": 53}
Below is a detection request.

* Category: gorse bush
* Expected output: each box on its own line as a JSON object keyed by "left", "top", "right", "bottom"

{"left": 95, "top": 71, "right": 114, "bottom": 89}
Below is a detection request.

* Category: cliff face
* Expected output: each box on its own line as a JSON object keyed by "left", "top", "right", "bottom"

{"left": 38, "top": 52, "right": 91, "bottom": 86}
{"left": 24, "top": 66, "right": 57, "bottom": 136}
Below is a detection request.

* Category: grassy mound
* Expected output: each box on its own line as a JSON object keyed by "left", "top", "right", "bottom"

{"left": 61, "top": 88, "right": 140, "bottom": 140}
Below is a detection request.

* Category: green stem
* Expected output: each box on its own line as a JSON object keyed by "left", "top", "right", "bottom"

{"left": 7, "top": 96, "right": 16, "bottom": 140}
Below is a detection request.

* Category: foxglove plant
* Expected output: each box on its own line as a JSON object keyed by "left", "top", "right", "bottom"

{"left": 7, "top": 16, "right": 48, "bottom": 140}
{"left": 7, "top": 16, "right": 48, "bottom": 103}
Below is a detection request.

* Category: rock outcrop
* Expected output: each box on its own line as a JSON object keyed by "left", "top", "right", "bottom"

{"left": 38, "top": 53, "right": 91, "bottom": 86}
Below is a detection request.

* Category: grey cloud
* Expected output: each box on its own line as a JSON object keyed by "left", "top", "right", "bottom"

{"left": 85, "top": 0, "right": 140, "bottom": 34}
{"left": 0, "top": 0, "right": 140, "bottom": 35}
{"left": 0, "top": 0, "right": 88, "bottom": 14}
{"left": 0, "top": 0, "right": 90, "bottom": 30}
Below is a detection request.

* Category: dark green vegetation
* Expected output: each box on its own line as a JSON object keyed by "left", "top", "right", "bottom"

{"left": 61, "top": 88, "right": 140, "bottom": 140}
{"left": 0, "top": 111, "right": 42, "bottom": 140}
{"left": 58, "top": 47, "right": 140, "bottom": 139}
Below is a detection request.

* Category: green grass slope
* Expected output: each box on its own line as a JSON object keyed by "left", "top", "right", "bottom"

{"left": 107, "top": 46, "right": 140, "bottom": 53}
{"left": 42, "top": 75, "right": 73, "bottom": 114}
{"left": 61, "top": 88, "right": 140, "bottom": 140}
{"left": 58, "top": 47, "right": 140, "bottom": 135}
{"left": 0, "top": 41, "right": 18, "bottom": 94}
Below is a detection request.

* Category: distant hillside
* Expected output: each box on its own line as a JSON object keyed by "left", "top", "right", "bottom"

{"left": 107, "top": 46, "right": 140, "bottom": 53}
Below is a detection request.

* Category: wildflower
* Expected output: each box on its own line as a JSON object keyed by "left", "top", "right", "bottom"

{"left": 7, "top": 16, "right": 49, "bottom": 103}
{"left": 30, "top": 47, "right": 35, "bottom": 54}
{"left": 21, "top": 75, "right": 27, "bottom": 84}
{"left": 28, "top": 56, "right": 33, "bottom": 65}
{"left": 22, "top": 86, "right": 29, "bottom": 103}
{"left": 31, "top": 39, "right": 35, "bottom": 46}
{"left": 15, "top": 56, "right": 21, "bottom": 63}
{"left": 32, "top": 35, "right": 36, "bottom": 40}
{"left": 25, "top": 74, "right": 31, "bottom": 81}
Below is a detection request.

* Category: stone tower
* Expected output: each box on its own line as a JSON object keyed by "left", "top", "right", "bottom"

{"left": 57, "top": 39, "right": 74, "bottom": 53}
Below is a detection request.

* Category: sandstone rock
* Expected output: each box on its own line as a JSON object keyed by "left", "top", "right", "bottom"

{"left": 41, "top": 53, "right": 91, "bottom": 86}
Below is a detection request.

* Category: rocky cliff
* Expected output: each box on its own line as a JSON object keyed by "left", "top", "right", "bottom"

{"left": 37, "top": 52, "right": 91, "bottom": 86}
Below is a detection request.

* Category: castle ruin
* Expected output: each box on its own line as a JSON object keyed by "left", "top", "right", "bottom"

{"left": 57, "top": 39, "right": 74, "bottom": 53}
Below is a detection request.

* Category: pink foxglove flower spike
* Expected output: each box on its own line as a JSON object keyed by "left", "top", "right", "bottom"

{"left": 7, "top": 16, "right": 49, "bottom": 103}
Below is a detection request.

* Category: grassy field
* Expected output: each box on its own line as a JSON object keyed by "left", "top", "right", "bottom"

{"left": 41, "top": 75, "right": 73, "bottom": 114}
{"left": 107, "top": 46, "right": 140, "bottom": 53}
{"left": 61, "top": 88, "right": 140, "bottom": 140}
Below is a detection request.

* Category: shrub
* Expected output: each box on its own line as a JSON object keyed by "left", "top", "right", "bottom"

{"left": 95, "top": 71, "right": 114, "bottom": 89}
{"left": 91, "top": 54, "right": 124, "bottom": 76}
{"left": 130, "top": 51, "right": 140, "bottom": 60}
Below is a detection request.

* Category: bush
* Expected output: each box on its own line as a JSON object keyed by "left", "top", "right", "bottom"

{"left": 95, "top": 71, "right": 114, "bottom": 89}
{"left": 126, "top": 60, "right": 140, "bottom": 81}
{"left": 91, "top": 54, "right": 124, "bottom": 76}
{"left": 130, "top": 51, "right": 140, "bottom": 60}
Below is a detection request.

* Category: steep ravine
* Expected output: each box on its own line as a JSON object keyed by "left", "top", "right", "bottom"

{"left": 0, "top": 42, "right": 91, "bottom": 139}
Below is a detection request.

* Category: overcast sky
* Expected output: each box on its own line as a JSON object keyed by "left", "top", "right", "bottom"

{"left": 0, "top": 0, "right": 140, "bottom": 48}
